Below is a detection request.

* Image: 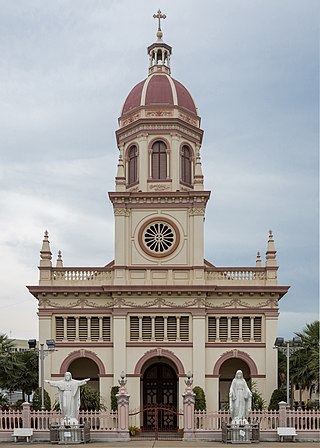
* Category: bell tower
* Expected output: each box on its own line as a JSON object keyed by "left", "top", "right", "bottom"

{"left": 109, "top": 11, "right": 210, "bottom": 285}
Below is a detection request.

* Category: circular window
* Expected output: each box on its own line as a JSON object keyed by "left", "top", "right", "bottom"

{"left": 138, "top": 218, "right": 180, "bottom": 257}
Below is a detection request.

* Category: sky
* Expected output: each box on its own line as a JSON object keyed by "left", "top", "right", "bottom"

{"left": 0, "top": 0, "right": 318, "bottom": 341}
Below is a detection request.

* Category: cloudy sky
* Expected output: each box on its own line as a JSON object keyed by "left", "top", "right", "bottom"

{"left": 0, "top": 0, "right": 318, "bottom": 341}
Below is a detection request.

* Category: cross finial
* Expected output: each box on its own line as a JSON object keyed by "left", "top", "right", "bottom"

{"left": 153, "top": 9, "right": 166, "bottom": 31}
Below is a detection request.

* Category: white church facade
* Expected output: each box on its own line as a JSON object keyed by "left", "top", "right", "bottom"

{"left": 28, "top": 13, "right": 289, "bottom": 420}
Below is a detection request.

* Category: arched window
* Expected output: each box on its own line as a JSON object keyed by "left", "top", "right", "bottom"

{"left": 181, "top": 145, "right": 192, "bottom": 184}
{"left": 128, "top": 145, "right": 138, "bottom": 184}
{"left": 151, "top": 141, "right": 167, "bottom": 180}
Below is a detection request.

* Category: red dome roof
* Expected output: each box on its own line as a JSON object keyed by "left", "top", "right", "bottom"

{"left": 121, "top": 73, "right": 198, "bottom": 117}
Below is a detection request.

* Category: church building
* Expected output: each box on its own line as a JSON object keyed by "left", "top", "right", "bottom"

{"left": 28, "top": 12, "right": 289, "bottom": 421}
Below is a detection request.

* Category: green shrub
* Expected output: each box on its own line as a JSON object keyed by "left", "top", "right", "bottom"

{"left": 193, "top": 386, "right": 206, "bottom": 411}
{"left": 80, "top": 384, "right": 104, "bottom": 411}
{"left": 268, "top": 389, "right": 286, "bottom": 410}
{"left": 110, "top": 386, "right": 119, "bottom": 411}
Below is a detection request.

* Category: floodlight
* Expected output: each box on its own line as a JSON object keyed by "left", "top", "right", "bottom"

{"left": 274, "top": 337, "right": 284, "bottom": 347}
{"left": 28, "top": 339, "right": 37, "bottom": 349}
{"left": 46, "top": 339, "right": 56, "bottom": 350}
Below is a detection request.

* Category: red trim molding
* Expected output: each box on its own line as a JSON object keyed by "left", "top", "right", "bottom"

{"left": 134, "top": 348, "right": 185, "bottom": 376}
{"left": 59, "top": 349, "right": 106, "bottom": 376}
{"left": 213, "top": 349, "right": 258, "bottom": 376}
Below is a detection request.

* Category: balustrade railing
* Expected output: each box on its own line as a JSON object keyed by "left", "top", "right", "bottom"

{"left": 194, "top": 409, "right": 320, "bottom": 432}
{"left": 0, "top": 409, "right": 118, "bottom": 432}
{"left": 206, "top": 268, "right": 267, "bottom": 283}
{"left": 51, "top": 268, "right": 113, "bottom": 283}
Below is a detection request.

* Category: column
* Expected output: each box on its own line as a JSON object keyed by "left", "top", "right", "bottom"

{"left": 164, "top": 316, "right": 168, "bottom": 341}
{"left": 192, "top": 315, "right": 206, "bottom": 389}
{"left": 63, "top": 317, "right": 67, "bottom": 342}
{"left": 216, "top": 317, "right": 220, "bottom": 342}
{"left": 75, "top": 317, "right": 80, "bottom": 342}
{"left": 113, "top": 315, "right": 127, "bottom": 384}
{"left": 239, "top": 317, "right": 243, "bottom": 342}
{"left": 99, "top": 317, "right": 103, "bottom": 341}
{"left": 87, "top": 318, "right": 91, "bottom": 341}
{"left": 177, "top": 316, "right": 181, "bottom": 341}
{"left": 138, "top": 316, "right": 143, "bottom": 341}
{"left": 227, "top": 317, "right": 232, "bottom": 342}
{"left": 250, "top": 317, "right": 254, "bottom": 342}
{"left": 151, "top": 316, "right": 155, "bottom": 341}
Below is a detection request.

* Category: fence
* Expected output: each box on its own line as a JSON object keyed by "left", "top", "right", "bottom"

{"left": 0, "top": 401, "right": 319, "bottom": 442}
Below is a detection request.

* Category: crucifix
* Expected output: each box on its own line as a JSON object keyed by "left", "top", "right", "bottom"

{"left": 153, "top": 9, "right": 166, "bottom": 31}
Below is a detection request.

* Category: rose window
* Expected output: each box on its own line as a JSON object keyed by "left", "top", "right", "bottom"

{"left": 139, "top": 219, "right": 179, "bottom": 257}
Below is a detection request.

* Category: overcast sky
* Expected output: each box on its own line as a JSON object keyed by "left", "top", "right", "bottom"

{"left": 0, "top": 0, "right": 318, "bottom": 341}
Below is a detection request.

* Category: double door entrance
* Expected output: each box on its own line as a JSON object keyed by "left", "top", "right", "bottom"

{"left": 143, "top": 363, "right": 178, "bottom": 431}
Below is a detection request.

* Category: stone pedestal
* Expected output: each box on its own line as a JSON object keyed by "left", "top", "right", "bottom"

{"left": 182, "top": 373, "right": 196, "bottom": 440}
{"left": 50, "top": 423, "right": 90, "bottom": 444}
{"left": 222, "top": 423, "right": 259, "bottom": 444}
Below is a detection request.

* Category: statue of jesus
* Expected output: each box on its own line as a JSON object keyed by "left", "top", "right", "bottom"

{"left": 46, "top": 372, "right": 90, "bottom": 425}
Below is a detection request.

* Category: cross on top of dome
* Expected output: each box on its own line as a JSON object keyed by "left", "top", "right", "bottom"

{"left": 148, "top": 9, "right": 171, "bottom": 75}
{"left": 153, "top": 9, "right": 166, "bottom": 42}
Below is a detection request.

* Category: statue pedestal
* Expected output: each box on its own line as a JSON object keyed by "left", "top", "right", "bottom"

{"left": 222, "top": 423, "right": 259, "bottom": 444}
{"left": 50, "top": 422, "right": 90, "bottom": 444}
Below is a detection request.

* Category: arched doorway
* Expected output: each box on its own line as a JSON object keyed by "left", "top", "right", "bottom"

{"left": 68, "top": 357, "right": 100, "bottom": 393}
{"left": 219, "top": 358, "right": 250, "bottom": 410}
{"left": 142, "top": 362, "right": 178, "bottom": 430}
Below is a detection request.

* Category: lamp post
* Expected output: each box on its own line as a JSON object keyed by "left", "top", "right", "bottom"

{"left": 274, "top": 336, "right": 302, "bottom": 408}
{"left": 28, "top": 339, "right": 56, "bottom": 410}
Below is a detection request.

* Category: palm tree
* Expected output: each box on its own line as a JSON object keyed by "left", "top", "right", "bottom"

{"left": 290, "top": 321, "right": 319, "bottom": 402}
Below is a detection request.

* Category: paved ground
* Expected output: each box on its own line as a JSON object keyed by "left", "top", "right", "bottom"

{"left": 0, "top": 442, "right": 319, "bottom": 447}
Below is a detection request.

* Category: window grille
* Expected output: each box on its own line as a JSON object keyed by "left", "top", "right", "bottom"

{"left": 181, "top": 145, "right": 192, "bottom": 184}
{"left": 151, "top": 141, "right": 167, "bottom": 179}
{"left": 155, "top": 316, "right": 164, "bottom": 341}
{"left": 254, "top": 317, "right": 262, "bottom": 342}
{"left": 208, "top": 317, "right": 216, "bottom": 341}
{"left": 179, "top": 316, "right": 189, "bottom": 341}
{"left": 91, "top": 317, "right": 99, "bottom": 341}
{"left": 79, "top": 317, "right": 88, "bottom": 341}
{"left": 142, "top": 316, "right": 152, "bottom": 340}
{"left": 102, "top": 316, "right": 111, "bottom": 341}
{"left": 231, "top": 317, "right": 239, "bottom": 341}
{"left": 167, "top": 316, "right": 177, "bottom": 341}
{"left": 219, "top": 317, "right": 228, "bottom": 342}
{"left": 67, "top": 317, "right": 76, "bottom": 341}
{"left": 242, "top": 317, "right": 251, "bottom": 341}
{"left": 128, "top": 145, "right": 138, "bottom": 184}
{"left": 55, "top": 317, "right": 64, "bottom": 341}
{"left": 130, "top": 316, "right": 139, "bottom": 341}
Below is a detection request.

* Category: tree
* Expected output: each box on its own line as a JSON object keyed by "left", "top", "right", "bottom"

{"left": 290, "top": 321, "right": 319, "bottom": 400}
{"left": 32, "top": 387, "right": 51, "bottom": 411}
{"left": 15, "top": 350, "right": 38, "bottom": 402}
{"left": 268, "top": 389, "right": 286, "bottom": 410}
{"left": 0, "top": 334, "right": 24, "bottom": 392}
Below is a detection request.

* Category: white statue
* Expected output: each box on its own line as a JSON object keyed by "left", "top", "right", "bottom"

{"left": 229, "top": 370, "right": 252, "bottom": 424}
{"left": 46, "top": 372, "right": 90, "bottom": 425}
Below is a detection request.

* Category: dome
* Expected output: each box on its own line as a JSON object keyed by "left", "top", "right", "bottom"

{"left": 121, "top": 73, "right": 198, "bottom": 117}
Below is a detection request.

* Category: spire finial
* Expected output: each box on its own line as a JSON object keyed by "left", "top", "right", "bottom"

{"left": 56, "top": 250, "right": 63, "bottom": 268}
{"left": 256, "top": 251, "right": 262, "bottom": 267}
{"left": 153, "top": 9, "right": 166, "bottom": 41}
{"left": 40, "top": 230, "right": 52, "bottom": 268}
{"left": 266, "top": 229, "right": 277, "bottom": 267}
